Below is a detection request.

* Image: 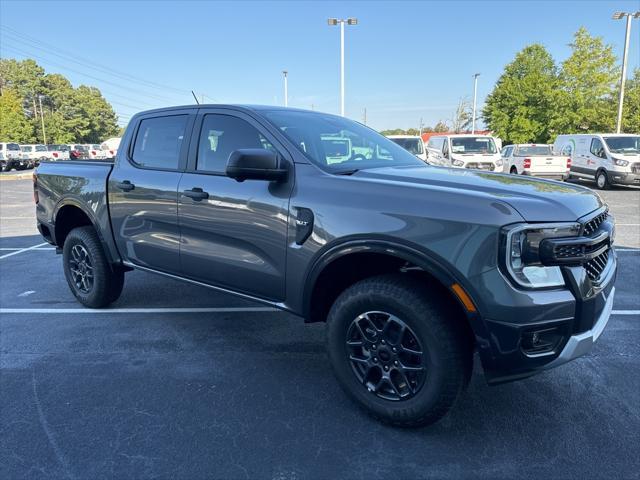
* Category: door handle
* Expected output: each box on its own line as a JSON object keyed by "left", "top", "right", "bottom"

{"left": 116, "top": 180, "right": 135, "bottom": 191}
{"left": 183, "top": 187, "right": 209, "bottom": 200}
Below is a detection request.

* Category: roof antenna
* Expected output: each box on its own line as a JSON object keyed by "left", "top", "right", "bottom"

{"left": 191, "top": 91, "right": 200, "bottom": 104}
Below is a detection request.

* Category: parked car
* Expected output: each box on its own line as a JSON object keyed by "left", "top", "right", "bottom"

{"left": 554, "top": 133, "right": 640, "bottom": 189}
{"left": 46, "top": 144, "right": 70, "bottom": 161}
{"left": 86, "top": 144, "right": 107, "bottom": 160}
{"left": 67, "top": 144, "right": 89, "bottom": 160}
{"left": 426, "top": 134, "right": 503, "bottom": 171}
{"left": 20, "top": 144, "right": 50, "bottom": 166}
{"left": 386, "top": 135, "right": 427, "bottom": 162}
{"left": 501, "top": 144, "right": 570, "bottom": 180}
{"left": 0, "top": 142, "right": 25, "bottom": 171}
{"left": 34, "top": 105, "right": 616, "bottom": 427}
{"left": 100, "top": 137, "right": 121, "bottom": 158}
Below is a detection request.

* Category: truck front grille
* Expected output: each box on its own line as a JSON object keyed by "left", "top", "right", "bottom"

{"left": 582, "top": 210, "right": 608, "bottom": 236}
{"left": 466, "top": 162, "right": 495, "bottom": 171}
{"left": 585, "top": 249, "right": 609, "bottom": 281}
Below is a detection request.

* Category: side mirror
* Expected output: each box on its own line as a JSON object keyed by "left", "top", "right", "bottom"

{"left": 226, "top": 149, "right": 288, "bottom": 182}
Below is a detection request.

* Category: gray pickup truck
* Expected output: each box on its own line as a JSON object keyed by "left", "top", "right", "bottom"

{"left": 34, "top": 105, "right": 617, "bottom": 427}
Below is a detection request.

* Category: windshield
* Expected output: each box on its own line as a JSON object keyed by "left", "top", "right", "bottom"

{"left": 20, "top": 146, "right": 33, "bottom": 152}
{"left": 389, "top": 138, "right": 424, "bottom": 155}
{"left": 263, "top": 110, "right": 425, "bottom": 173}
{"left": 35, "top": 145, "right": 47, "bottom": 152}
{"left": 604, "top": 136, "right": 640, "bottom": 155}
{"left": 451, "top": 137, "right": 497, "bottom": 154}
{"left": 91, "top": 144, "right": 102, "bottom": 149}
{"left": 515, "top": 145, "right": 552, "bottom": 156}
{"left": 73, "top": 145, "right": 88, "bottom": 151}
{"left": 58, "top": 145, "right": 70, "bottom": 151}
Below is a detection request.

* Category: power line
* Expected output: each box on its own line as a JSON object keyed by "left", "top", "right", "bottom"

{"left": 1, "top": 43, "right": 182, "bottom": 104}
{"left": 0, "top": 26, "right": 189, "bottom": 95}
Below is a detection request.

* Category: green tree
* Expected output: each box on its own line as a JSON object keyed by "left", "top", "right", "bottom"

{"left": 552, "top": 27, "right": 619, "bottom": 133}
{"left": 0, "top": 89, "right": 34, "bottom": 142}
{"left": 483, "top": 44, "right": 557, "bottom": 143}
{"left": 433, "top": 121, "right": 449, "bottom": 132}
{"left": 622, "top": 68, "right": 640, "bottom": 133}
{"left": 0, "top": 58, "right": 119, "bottom": 143}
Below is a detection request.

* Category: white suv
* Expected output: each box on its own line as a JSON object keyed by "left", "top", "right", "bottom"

{"left": 0, "top": 142, "right": 25, "bottom": 171}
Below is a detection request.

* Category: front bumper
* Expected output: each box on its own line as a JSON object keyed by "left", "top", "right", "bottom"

{"left": 542, "top": 286, "right": 614, "bottom": 370}
{"left": 609, "top": 171, "right": 640, "bottom": 185}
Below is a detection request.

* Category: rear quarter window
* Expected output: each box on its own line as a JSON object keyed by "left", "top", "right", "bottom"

{"left": 131, "top": 115, "right": 188, "bottom": 170}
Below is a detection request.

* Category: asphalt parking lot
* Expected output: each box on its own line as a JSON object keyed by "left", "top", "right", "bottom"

{"left": 1, "top": 176, "right": 639, "bottom": 479}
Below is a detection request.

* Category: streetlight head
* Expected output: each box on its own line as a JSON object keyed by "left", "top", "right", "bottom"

{"left": 327, "top": 18, "right": 338, "bottom": 25}
{"left": 633, "top": 11, "right": 640, "bottom": 18}
{"left": 347, "top": 18, "right": 358, "bottom": 25}
{"left": 282, "top": 70, "right": 288, "bottom": 75}
{"left": 612, "top": 12, "right": 625, "bottom": 19}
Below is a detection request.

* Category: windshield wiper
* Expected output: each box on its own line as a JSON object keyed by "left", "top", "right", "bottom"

{"left": 334, "top": 168, "right": 360, "bottom": 175}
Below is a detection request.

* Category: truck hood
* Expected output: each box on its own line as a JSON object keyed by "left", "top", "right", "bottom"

{"left": 354, "top": 165, "right": 603, "bottom": 222}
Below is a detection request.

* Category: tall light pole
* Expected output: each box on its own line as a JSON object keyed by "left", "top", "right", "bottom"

{"left": 613, "top": 11, "right": 640, "bottom": 133}
{"left": 38, "top": 95, "right": 47, "bottom": 144}
{"left": 282, "top": 70, "right": 288, "bottom": 107}
{"left": 328, "top": 17, "right": 358, "bottom": 116}
{"left": 471, "top": 73, "right": 480, "bottom": 134}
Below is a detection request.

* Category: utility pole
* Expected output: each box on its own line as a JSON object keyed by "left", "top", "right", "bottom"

{"left": 363, "top": 107, "right": 367, "bottom": 125}
{"left": 328, "top": 18, "right": 358, "bottom": 116}
{"left": 471, "top": 73, "right": 480, "bottom": 134}
{"left": 613, "top": 11, "right": 640, "bottom": 133}
{"left": 282, "top": 70, "right": 288, "bottom": 107}
{"left": 38, "top": 95, "right": 47, "bottom": 144}
{"left": 419, "top": 117, "right": 424, "bottom": 136}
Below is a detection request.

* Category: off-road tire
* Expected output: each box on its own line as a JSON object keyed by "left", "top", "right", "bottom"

{"left": 326, "top": 274, "right": 472, "bottom": 427}
{"left": 63, "top": 226, "right": 124, "bottom": 308}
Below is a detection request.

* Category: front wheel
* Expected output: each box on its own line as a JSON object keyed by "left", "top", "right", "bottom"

{"left": 510, "top": 166, "right": 518, "bottom": 175}
{"left": 596, "top": 170, "right": 610, "bottom": 190}
{"left": 63, "top": 226, "right": 124, "bottom": 308}
{"left": 326, "top": 274, "right": 472, "bottom": 427}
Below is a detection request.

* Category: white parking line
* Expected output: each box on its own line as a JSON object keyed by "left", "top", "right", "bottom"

{"left": 0, "top": 307, "right": 636, "bottom": 315}
{"left": 0, "top": 307, "right": 278, "bottom": 314}
{"left": 0, "top": 242, "right": 49, "bottom": 260}
{"left": 0, "top": 247, "right": 55, "bottom": 251}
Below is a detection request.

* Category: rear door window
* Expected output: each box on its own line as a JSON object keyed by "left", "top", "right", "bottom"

{"left": 132, "top": 115, "right": 188, "bottom": 170}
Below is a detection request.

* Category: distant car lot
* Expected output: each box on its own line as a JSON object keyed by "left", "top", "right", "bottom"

{"left": 1, "top": 177, "right": 638, "bottom": 479}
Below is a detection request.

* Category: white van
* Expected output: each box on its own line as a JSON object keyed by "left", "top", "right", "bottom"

{"left": 554, "top": 133, "right": 640, "bottom": 189}
{"left": 425, "top": 134, "right": 503, "bottom": 171}
{"left": 386, "top": 135, "right": 427, "bottom": 162}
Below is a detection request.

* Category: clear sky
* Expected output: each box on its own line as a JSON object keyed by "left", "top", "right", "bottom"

{"left": 1, "top": 0, "right": 639, "bottom": 130}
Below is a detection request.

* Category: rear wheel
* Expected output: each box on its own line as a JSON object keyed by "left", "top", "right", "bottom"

{"left": 326, "top": 274, "right": 472, "bottom": 427}
{"left": 63, "top": 226, "right": 124, "bottom": 308}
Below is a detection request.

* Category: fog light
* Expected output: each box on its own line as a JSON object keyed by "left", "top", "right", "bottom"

{"left": 521, "top": 326, "right": 565, "bottom": 356}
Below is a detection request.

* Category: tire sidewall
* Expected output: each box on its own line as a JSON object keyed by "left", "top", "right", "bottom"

{"left": 62, "top": 228, "right": 109, "bottom": 307}
{"left": 326, "top": 286, "right": 455, "bottom": 424}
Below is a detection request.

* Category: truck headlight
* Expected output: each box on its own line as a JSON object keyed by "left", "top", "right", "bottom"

{"left": 452, "top": 159, "right": 464, "bottom": 167}
{"left": 503, "top": 223, "right": 580, "bottom": 288}
{"left": 496, "top": 159, "right": 503, "bottom": 168}
{"left": 613, "top": 158, "right": 629, "bottom": 167}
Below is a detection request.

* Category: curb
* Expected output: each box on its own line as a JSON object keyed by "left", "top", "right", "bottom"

{"left": 0, "top": 172, "right": 34, "bottom": 181}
